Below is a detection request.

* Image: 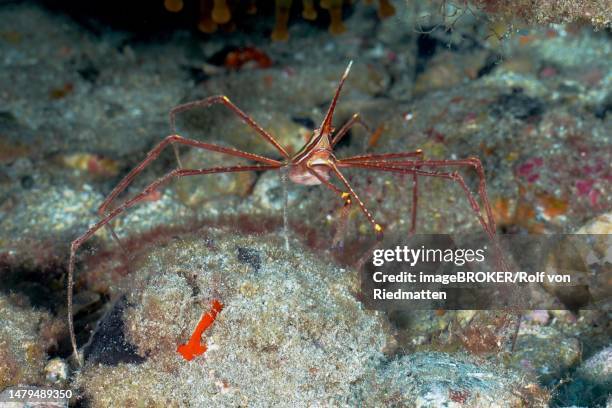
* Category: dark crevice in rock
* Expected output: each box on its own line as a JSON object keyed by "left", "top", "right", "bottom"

{"left": 236, "top": 246, "right": 262, "bottom": 272}
{"left": 83, "top": 296, "right": 145, "bottom": 366}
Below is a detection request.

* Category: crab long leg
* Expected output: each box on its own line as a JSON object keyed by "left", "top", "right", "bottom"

{"left": 337, "top": 160, "right": 507, "bottom": 270}
{"left": 340, "top": 150, "right": 424, "bottom": 162}
{"left": 331, "top": 113, "right": 371, "bottom": 148}
{"left": 169, "top": 95, "right": 290, "bottom": 160}
{"left": 306, "top": 167, "right": 353, "bottom": 247}
{"left": 340, "top": 150, "right": 426, "bottom": 229}
{"left": 340, "top": 151, "right": 426, "bottom": 232}
{"left": 338, "top": 156, "right": 496, "bottom": 236}
{"left": 68, "top": 164, "right": 280, "bottom": 366}
{"left": 320, "top": 61, "right": 353, "bottom": 137}
{"left": 328, "top": 164, "right": 384, "bottom": 240}
{"left": 98, "top": 134, "right": 281, "bottom": 216}
{"left": 411, "top": 166, "right": 419, "bottom": 234}
{"left": 355, "top": 158, "right": 497, "bottom": 236}
{"left": 338, "top": 161, "right": 495, "bottom": 238}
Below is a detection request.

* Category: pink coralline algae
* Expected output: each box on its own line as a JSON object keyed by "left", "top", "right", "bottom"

{"left": 517, "top": 157, "right": 544, "bottom": 183}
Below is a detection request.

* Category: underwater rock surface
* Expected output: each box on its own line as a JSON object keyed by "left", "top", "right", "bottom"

{"left": 0, "top": 294, "right": 64, "bottom": 389}
{"left": 576, "top": 346, "right": 612, "bottom": 389}
{"left": 75, "top": 228, "right": 391, "bottom": 406}
{"left": 0, "top": 1, "right": 609, "bottom": 407}
{"left": 510, "top": 325, "right": 581, "bottom": 385}
{"left": 349, "top": 352, "right": 549, "bottom": 407}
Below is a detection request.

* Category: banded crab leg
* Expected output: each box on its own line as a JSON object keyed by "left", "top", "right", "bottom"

{"left": 98, "top": 134, "right": 282, "bottom": 216}
{"left": 68, "top": 163, "right": 281, "bottom": 366}
{"left": 329, "top": 164, "right": 384, "bottom": 240}
{"left": 168, "top": 95, "right": 290, "bottom": 166}
{"left": 340, "top": 151, "right": 425, "bottom": 233}
{"left": 95, "top": 134, "right": 283, "bottom": 268}
{"left": 339, "top": 156, "right": 493, "bottom": 237}
{"left": 331, "top": 113, "right": 371, "bottom": 148}
{"left": 337, "top": 160, "right": 507, "bottom": 269}
{"left": 305, "top": 167, "right": 353, "bottom": 247}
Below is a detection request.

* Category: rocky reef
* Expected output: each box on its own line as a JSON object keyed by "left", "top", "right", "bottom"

{"left": 73, "top": 228, "right": 393, "bottom": 406}
{"left": 0, "top": 0, "right": 609, "bottom": 406}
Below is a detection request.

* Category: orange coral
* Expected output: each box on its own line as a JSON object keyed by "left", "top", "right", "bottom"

{"left": 323, "top": 0, "right": 347, "bottom": 35}
{"left": 212, "top": 0, "right": 231, "bottom": 24}
{"left": 535, "top": 191, "right": 568, "bottom": 220}
{"left": 271, "top": 0, "right": 292, "bottom": 41}
{"left": 302, "top": 0, "right": 317, "bottom": 20}
{"left": 492, "top": 192, "right": 544, "bottom": 233}
{"left": 286, "top": 0, "right": 396, "bottom": 39}
{"left": 225, "top": 47, "right": 272, "bottom": 69}
{"left": 162, "top": 0, "right": 396, "bottom": 40}
{"left": 198, "top": 0, "right": 218, "bottom": 33}
{"left": 492, "top": 183, "right": 569, "bottom": 234}
{"left": 164, "top": 0, "right": 184, "bottom": 12}
{"left": 365, "top": 0, "right": 396, "bottom": 19}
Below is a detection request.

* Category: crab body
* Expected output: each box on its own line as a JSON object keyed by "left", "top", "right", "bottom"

{"left": 67, "top": 61, "right": 502, "bottom": 366}
{"left": 288, "top": 129, "right": 334, "bottom": 185}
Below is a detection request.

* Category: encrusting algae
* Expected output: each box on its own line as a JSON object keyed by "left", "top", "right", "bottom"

{"left": 163, "top": 0, "right": 396, "bottom": 40}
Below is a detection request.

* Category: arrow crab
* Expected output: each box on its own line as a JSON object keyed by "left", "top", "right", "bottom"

{"left": 67, "top": 61, "right": 499, "bottom": 365}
